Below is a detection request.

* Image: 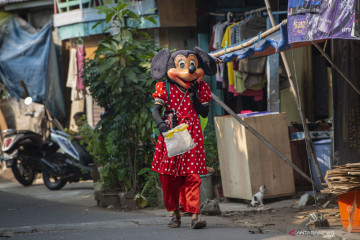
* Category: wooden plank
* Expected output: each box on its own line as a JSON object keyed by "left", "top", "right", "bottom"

{"left": 214, "top": 116, "right": 252, "bottom": 200}
{"left": 156, "top": 0, "right": 196, "bottom": 27}
{"left": 324, "top": 163, "right": 360, "bottom": 195}
{"left": 214, "top": 113, "right": 295, "bottom": 200}
{"left": 246, "top": 113, "right": 295, "bottom": 198}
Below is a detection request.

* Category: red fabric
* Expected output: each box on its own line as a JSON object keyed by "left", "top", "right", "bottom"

{"left": 151, "top": 81, "right": 211, "bottom": 176}
{"left": 241, "top": 110, "right": 253, "bottom": 114}
{"left": 159, "top": 174, "right": 201, "bottom": 214}
{"left": 76, "top": 45, "right": 85, "bottom": 90}
{"left": 208, "top": 30, "right": 216, "bottom": 51}
{"left": 239, "top": 89, "right": 263, "bottom": 101}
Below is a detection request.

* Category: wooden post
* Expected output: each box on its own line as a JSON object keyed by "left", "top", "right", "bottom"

{"left": 264, "top": 0, "right": 324, "bottom": 185}
{"left": 266, "top": 15, "right": 280, "bottom": 112}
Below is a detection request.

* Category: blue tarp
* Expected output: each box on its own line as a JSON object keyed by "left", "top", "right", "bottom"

{"left": 0, "top": 17, "right": 52, "bottom": 102}
{"left": 211, "top": 22, "right": 317, "bottom": 61}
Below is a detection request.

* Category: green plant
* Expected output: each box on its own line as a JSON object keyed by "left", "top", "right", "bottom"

{"left": 82, "top": 0, "right": 161, "bottom": 192}
{"left": 135, "top": 167, "right": 161, "bottom": 208}
{"left": 203, "top": 124, "right": 221, "bottom": 183}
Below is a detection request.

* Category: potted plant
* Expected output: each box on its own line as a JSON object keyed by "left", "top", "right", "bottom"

{"left": 81, "top": 0, "right": 161, "bottom": 208}
{"left": 203, "top": 124, "right": 222, "bottom": 200}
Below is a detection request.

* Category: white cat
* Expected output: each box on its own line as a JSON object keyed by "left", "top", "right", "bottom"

{"left": 250, "top": 185, "right": 266, "bottom": 207}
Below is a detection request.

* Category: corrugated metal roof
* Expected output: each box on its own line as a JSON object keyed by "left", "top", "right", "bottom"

{"left": 0, "top": 0, "right": 30, "bottom": 6}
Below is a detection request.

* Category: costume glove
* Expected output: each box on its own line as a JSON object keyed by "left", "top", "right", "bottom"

{"left": 189, "top": 82, "right": 209, "bottom": 118}
{"left": 152, "top": 104, "right": 169, "bottom": 136}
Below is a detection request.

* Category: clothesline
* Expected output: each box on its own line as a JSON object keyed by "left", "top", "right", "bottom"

{"left": 209, "top": 15, "right": 269, "bottom": 101}
{"left": 208, "top": 6, "right": 268, "bottom": 18}
{"left": 244, "top": 7, "right": 267, "bottom": 16}
{"left": 210, "top": 19, "right": 287, "bottom": 58}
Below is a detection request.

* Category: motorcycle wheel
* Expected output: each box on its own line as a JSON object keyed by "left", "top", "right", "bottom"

{"left": 11, "top": 159, "right": 36, "bottom": 186}
{"left": 42, "top": 154, "right": 67, "bottom": 190}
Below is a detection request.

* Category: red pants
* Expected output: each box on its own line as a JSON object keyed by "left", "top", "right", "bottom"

{"left": 159, "top": 174, "right": 201, "bottom": 214}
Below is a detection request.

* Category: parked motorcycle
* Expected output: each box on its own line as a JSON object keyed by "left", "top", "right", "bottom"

{"left": 1, "top": 129, "right": 44, "bottom": 186}
{"left": 0, "top": 99, "right": 49, "bottom": 186}
{"left": 40, "top": 120, "right": 93, "bottom": 190}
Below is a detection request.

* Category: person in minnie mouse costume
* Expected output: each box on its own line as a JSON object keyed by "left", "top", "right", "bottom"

{"left": 150, "top": 47, "right": 216, "bottom": 229}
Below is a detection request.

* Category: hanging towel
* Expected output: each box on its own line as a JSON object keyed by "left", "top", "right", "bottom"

{"left": 76, "top": 44, "right": 85, "bottom": 90}
{"left": 66, "top": 48, "right": 77, "bottom": 89}
{"left": 67, "top": 47, "right": 84, "bottom": 101}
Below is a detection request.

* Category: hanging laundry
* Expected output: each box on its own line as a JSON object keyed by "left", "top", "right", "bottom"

{"left": 66, "top": 48, "right": 77, "bottom": 89}
{"left": 66, "top": 47, "right": 84, "bottom": 101}
{"left": 211, "top": 14, "right": 268, "bottom": 106}
{"left": 76, "top": 44, "right": 85, "bottom": 90}
{"left": 221, "top": 23, "right": 238, "bottom": 94}
{"left": 239, "top": 89, "right": 264, "bottom": 102}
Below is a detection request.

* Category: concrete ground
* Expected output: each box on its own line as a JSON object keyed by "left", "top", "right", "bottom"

{"left": 0, "top": 171, "right": 359, "bottom": 239}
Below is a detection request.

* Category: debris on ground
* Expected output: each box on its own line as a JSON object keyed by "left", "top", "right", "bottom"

{"left": 200, "top": 199, "right": 221, "bottom": 215}
{"left": 307, "top": 212, "right": 330, "bottom": 228}
{"left": 298, "top": 193, "right": 313, "bottom": 207}
{"left": 222, "top": 201, "right": 341, "bottom": 235}
{"left": 322, "top": 200, "right": 331, "bottom": 208}
{"left": 248, "top": 227, "right": 263, "bottom": 234}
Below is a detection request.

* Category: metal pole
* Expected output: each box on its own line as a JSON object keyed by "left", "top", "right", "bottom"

{"left": 211, "top": 92, "right": 323, "bottom": 190}
{"left": 264, "top": 0, "right": 324, "bottom": 184}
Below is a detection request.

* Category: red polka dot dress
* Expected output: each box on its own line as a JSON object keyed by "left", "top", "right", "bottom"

{"left": 152, "top": 80, "right": 211, "bottom": 176}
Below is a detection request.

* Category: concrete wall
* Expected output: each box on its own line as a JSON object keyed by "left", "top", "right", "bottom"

{"left": 280, "top": 46, "right": 313, "bottom": 126}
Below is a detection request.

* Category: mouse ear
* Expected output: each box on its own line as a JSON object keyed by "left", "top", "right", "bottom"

{"left": 194, "top": 47, "right": 217, "bottom": 76}
{"left": 151, "top": 49, "right": 170, "bottom": 80}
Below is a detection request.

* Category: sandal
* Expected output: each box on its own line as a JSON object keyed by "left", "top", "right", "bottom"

{"left": 168, "top": 216, "right": 181, "bottom": 228}
{"left": 190, "top": 218, "right": 207, "bottom": 229}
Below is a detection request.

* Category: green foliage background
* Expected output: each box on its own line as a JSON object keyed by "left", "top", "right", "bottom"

{"left": 82, "top": 1, "right": 161, "bottom": 192}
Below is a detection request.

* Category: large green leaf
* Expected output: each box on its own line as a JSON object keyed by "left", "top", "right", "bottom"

{"left": 116, "top": 3, "right": 128, "bottom": 11}
{"left": 137, "top": 167, "right": 151, "bottom": 176}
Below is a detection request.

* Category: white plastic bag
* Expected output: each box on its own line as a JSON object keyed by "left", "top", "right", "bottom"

{"left": 163, "top": 123, "right": 195, "bottom": 157}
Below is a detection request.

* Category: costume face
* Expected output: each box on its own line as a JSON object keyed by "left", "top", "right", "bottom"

{"left": 167, "top": 54, "right": 205, "bottom": 89}
{"left": 150, "top": 47, "right": 217, "bottom": 87}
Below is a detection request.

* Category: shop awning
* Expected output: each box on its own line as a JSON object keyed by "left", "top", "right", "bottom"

{"left": 210, "top": 21, "right": 321, "bottom": 62}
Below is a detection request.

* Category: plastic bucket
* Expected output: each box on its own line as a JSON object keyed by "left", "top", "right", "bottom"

{"left": 338, "top": 190, "right": 360, "bottom": 232}
{"left": 200, "top": 173, "right": 213, "bottom": 202}
{"left": 310, "top": 139, "right": 331, "bottom": 189}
